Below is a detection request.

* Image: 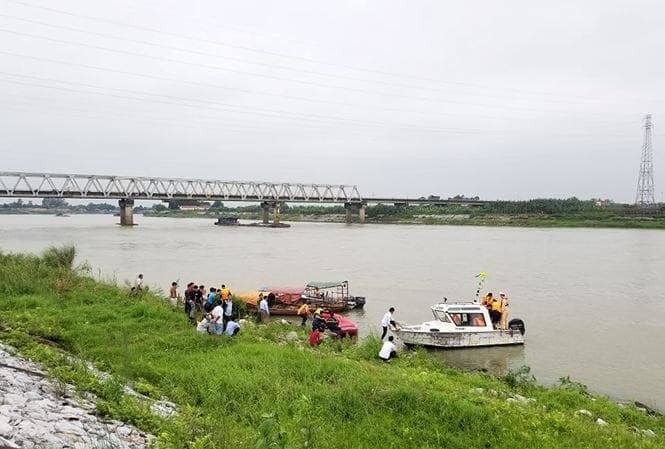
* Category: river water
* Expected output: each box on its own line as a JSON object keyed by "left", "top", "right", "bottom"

{"left": 1, "top": 215, "right": 663, "bottom": 409}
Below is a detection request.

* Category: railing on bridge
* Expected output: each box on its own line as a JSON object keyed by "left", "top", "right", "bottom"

{"left": 0, "top": 172, "right": 363, "bottom": 203}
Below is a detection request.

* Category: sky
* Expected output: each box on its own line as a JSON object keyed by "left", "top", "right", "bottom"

{"left": 1, "top": 0, "right": 664, "bottom": 202}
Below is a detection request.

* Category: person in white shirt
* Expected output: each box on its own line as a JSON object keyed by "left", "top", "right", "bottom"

{"left": 196, "top": 314, "right": 211, "bottom": 334}
{"left": 225, "top": 319, "right": 240, "bottom": 336}
{"left": 211, "top": 304, "right": 225, "bottom": 335}
{"left": 223, "top": 298, "right": 233, "bottom": 329}
{"left": 258, "top": 295, "right": 270, "bottom": 323}
{"left": 380, "top": 307, "right": 396, "bottom": 340}
{"left": 379, "top": 336, "right": 397, "bottom": 361}
{"left": 135, "top": 274, "right": 144, "bottom": 290}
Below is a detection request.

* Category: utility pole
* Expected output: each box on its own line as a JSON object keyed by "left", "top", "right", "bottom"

{"left": 635, "top": 114, "right": 656, "bottom": 207}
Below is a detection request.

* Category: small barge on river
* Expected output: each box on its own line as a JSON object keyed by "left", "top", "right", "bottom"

{"left": 394, "top": 301, "right": 525, "bottom": 348}
{"left": 301, "top": 281, "right": 366, "bottom": 310}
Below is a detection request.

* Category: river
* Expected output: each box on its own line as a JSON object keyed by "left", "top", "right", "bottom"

{"left": 1, "top": 214, "right": 663, "bottom": 410}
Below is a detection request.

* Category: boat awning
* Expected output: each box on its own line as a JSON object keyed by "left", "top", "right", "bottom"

{"left": 306, "top": 281, "right": 348, "bottom": 289}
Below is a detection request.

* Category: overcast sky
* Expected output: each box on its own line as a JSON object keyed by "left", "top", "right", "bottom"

{"left": 1, "top": 0, "right": 664, "bottom": 202}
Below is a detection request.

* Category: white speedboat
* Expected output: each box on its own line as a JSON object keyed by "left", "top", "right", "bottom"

{"left": 393, "top": 301, "right": 525, "bottom": 348}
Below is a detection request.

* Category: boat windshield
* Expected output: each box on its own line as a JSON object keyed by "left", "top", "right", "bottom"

{"left": 433, "top": 310, "right": 451, "bottom": 322}
{"left": 448, "top": 312, "right": 487, "bottom": 327}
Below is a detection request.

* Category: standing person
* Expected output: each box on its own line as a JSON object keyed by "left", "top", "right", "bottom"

{"left": 135, "top": 274, "right": 144, "bottom": 291}
{"left": 220, "top": 284, "right": 231, "bottom": 301}
{"left": 211, "top": 302, "right": 225, "bottom": 335}
{"left": 205, "top": 287, "right": 217, "bottom": 312}
{"left": 223, "top": 297, "right": 233, "bottom": 329}
{"left": 380, "top": 307, "right": 397, "bottom": 340}
{"left": 481, "top": 292, "right": 493, "bottom": 309}
{"left": 489, "top": 295, "right": 503, "bottom": 329}
{"left": 184, "top": 283, "right": 194, "bottom": 312}
{"left": 195, "top": 285, "right": 205, "bottom": 314}
{"left": 258, "top": 294, "right": 270, "bottom": 323}
{"left": 297, "top": 301, "right": 311, "bottom": 327}
{"left": 378, "top": 336, "right": 397, "bottom": 362}
{"left": 169, "top": 282, "right": 179, "bottom": 307}
{"left": 498, "top": 292, "right": 510, "bottom": 330}
{"left": 186, "top": 294, "right": 196, "bottom": 324}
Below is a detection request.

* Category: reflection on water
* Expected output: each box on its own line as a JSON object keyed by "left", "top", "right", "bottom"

{"left": 0, "top": 214, "right": 664, "bottom": 410}
{"left": 429, "top": 345, "right": 526, "bottom": 377}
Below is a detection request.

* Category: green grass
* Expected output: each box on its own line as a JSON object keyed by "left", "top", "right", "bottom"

{"left": 1, "top": 247, "right": 664, "bottom": 448}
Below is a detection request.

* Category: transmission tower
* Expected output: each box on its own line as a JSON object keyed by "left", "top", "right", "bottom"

{"left": 635, "top": 114, "right": 655, "bottom": 207}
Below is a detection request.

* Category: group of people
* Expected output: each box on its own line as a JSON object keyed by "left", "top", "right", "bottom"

{"left": 481, "top": 291, "right": 510, "bottom": 329}
{"left": 168, "top": 281, "right": 240, "bottom": 336}
{"left": 164, "top": 275, "right": 399, "bottom": 361}
{"left": 303, "top": 302, "right": 345, "bottom": 346}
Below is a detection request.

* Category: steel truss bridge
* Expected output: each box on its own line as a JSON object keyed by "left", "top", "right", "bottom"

{"left": 0, "top": 171, "right": 488, "bottom": 225}
{"left": 0, "top": 172, "right": 362, "bottom": 204}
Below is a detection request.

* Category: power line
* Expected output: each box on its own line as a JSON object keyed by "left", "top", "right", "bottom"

{"left": 0, "top": 49, "right": 550, "bottom": 122}
{"left": 2, "top": 86, "right": 642, "bottom": 143}
{"left": 1, "top": 27, "right": 639, "bottom": 117}
{"left": 5, "top": 0, "right": 630, "bottom": 103}
{"left": 0, "top": 12, "right": 631, "bottom": 107}
{"left": 0, "top": 75, "right": 513, "bottom": 135}
{"left": 0, "top": 49, "right": 644, "bottom": 130}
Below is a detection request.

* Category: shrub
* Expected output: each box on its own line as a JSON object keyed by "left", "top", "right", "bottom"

{"left": 42, "top": 245, "right": 76, "bottom": 270}
{"left": 503, "top": 365, "right": 536, "bottom": 388}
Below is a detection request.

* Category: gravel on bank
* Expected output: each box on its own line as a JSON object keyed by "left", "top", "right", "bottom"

{"left": 0, "top": 344, "right": 152, "bottom": 449}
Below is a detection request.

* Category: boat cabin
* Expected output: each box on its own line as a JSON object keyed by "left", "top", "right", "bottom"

{"left": 427, "top": 302, "right": 494, "bottom": 332}
{"left": 303, "top": 281, "right": 349, "bottom": 301}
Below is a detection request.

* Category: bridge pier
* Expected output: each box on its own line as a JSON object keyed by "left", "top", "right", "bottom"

{"left": 261, "top": 201, "right": 282, "bottom": 225}
{"left": 344, "top": 202, "right": 367, "bottom": 224}
{"left": 118, "top": 198, "right": 135, "bottom": 226}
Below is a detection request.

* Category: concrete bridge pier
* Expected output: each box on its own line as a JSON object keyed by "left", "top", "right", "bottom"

{"left": 344, "top": 202, "right": 367, "bottom": 224}
{"left": 118, "top": 198, "right": 135, "bottom": 226}
{"left": 261, "top": 201, "right": 283, "bottom": 225}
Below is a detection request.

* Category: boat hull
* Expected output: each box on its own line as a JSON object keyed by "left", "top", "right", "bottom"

{"left": 394, "top": 329, "right": 524, "bottom": 348}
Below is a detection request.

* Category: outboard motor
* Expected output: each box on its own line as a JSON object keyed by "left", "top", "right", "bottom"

{"left": 508, "top": 318, "right": 526, "bottom": 335}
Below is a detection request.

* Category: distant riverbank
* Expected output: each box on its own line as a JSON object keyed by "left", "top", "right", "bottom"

{"left": 143, "top": 210, "right": 665, "bottom": 229}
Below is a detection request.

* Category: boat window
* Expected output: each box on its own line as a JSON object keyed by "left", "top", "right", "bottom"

{"left": 448, "top": 313, "right": 486, "bottom": 327}
{"left": 434, "top": 310, "right": 450, "bottom": 322}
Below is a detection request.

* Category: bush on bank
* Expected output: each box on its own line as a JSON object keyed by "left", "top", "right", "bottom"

{"left": 0, "top": 246, "right": 663, "bottom": 449}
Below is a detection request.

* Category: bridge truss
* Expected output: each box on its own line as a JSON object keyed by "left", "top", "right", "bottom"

{"left": 0, "top": 172, "right": 363, "bottom": 203}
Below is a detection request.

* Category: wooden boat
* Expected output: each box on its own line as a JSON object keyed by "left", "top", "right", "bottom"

{"left": 238, "top": 287, "right": 305, "bottom": 315}
{"left": 302, "top": 281, "right": 366, "bottom": 310}
{"left": 393, "top": 301, "right": 525, "bottom": 348}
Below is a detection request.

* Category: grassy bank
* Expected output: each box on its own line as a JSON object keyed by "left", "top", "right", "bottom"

{"left": 1, "top": 247, "right": 663, "bottom": 448}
